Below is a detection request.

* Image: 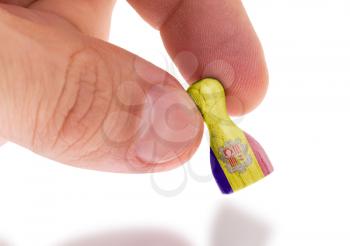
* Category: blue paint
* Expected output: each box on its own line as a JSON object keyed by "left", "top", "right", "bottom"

{"left": 210, "top": 148, "right": 233, "bottom": 194}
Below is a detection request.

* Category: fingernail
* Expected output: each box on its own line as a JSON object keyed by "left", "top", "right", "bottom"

{"left": 134, "top": 85, "right": 202, "bottom": 164}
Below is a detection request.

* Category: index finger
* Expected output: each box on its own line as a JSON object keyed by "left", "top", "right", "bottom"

{"left": 128, "top": 0, "right": 268, "bottom": 115}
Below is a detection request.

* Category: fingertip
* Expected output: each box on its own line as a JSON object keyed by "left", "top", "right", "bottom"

{"left": 157, "top": 0, "right": 269, "bottom": 116}
{"left": 128, "top": 0, "right": 270, "bottom": 116}
{"left": 226, "top": 61, "right": 269, "bottom": 116}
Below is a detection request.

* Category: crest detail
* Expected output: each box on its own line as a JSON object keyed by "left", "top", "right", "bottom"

{"left": 218, "top": 139, "right": 252, "bottom": 173}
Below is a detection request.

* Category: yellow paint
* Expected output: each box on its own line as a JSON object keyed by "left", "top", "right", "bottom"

{"left": 187, "top": 78, "right": 264, "bottom": 191}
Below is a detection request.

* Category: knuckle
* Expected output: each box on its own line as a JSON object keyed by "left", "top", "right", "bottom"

{"left": 37, "top": 47, "right": 114, "bottom": 157}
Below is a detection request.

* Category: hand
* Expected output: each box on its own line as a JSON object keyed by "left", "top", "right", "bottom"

{"left": 0, "top": 0, "right": 268, "bottom": 173}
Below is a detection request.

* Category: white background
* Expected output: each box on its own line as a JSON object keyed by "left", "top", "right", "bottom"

{"left": 1, "top": 0, "right": 350, "bottom": 245}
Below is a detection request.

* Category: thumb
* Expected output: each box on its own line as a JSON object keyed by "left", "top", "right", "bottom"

{"left": 0, "top": 6, "right": 203, "bottom": 172}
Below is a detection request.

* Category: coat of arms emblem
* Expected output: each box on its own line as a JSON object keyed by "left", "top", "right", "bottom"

{"left": 218, "top": 139, "right": 252, "bottom": 173}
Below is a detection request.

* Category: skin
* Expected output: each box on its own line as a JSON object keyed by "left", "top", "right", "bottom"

{"left": 0, "top": 0, "right": 268, "bottom": 173}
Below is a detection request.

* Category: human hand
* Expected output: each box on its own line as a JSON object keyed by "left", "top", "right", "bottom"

{"left": 0, "top": 0, "right": 268, "bottom": 173}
